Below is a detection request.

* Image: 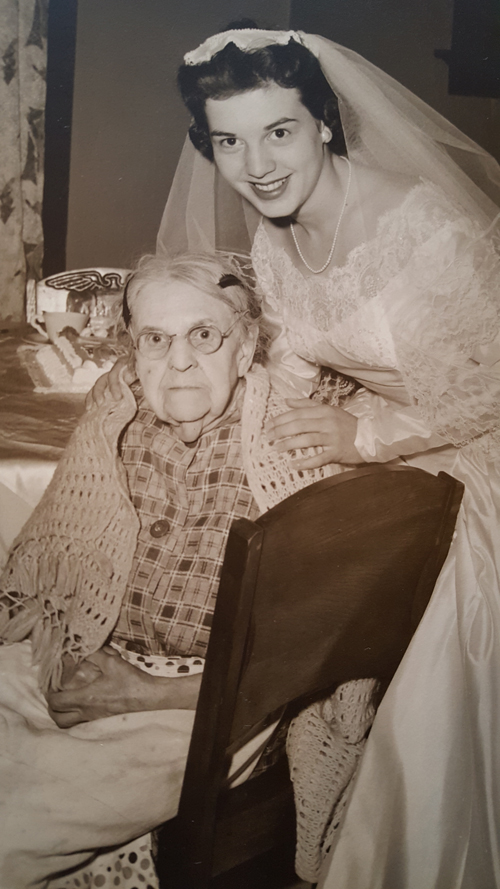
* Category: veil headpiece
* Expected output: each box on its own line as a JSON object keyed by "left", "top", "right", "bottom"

{"left": 183, "top": 29, "right": 305, "bottom": 65}
{"left": 158, "top": 28, "right": 500, "bottom": 256}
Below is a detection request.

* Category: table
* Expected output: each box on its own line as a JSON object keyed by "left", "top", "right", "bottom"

{"left": 0, "top": 332, "right": 84, "bottom": 566}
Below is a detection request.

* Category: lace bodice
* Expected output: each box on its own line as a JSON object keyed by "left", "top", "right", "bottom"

{"left": 252, "top": 180, "right": 500, "bottom": 449}
{"left": 254, "top": 181, "right": 483, "bottom": 367}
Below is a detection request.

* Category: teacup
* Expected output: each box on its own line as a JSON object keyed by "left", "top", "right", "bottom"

{"left": 43, "top": 311, "right": 89, "bottom": 343}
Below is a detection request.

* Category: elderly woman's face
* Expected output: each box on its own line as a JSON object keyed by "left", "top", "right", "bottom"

{"left": 130, "top": 280, "right": 255, "bottom": 442}
{"left": 206, "top": 84, "right": 329, "bottom": 219}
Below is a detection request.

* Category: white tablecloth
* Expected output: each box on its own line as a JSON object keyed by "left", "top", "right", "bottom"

{"left": 0, "top": 459, "right": 57, "bottom": 567}
{"left": 0, "top": 332, "right": 84, "bottom": 567}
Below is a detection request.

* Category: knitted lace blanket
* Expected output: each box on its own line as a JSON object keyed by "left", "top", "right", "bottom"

{"left": 286, "top": 679, "right": 378, "bottom": 882}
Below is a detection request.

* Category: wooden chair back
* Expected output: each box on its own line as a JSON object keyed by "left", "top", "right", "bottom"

{"left": 157, "top": 465, "right": 464, "bottom": 888}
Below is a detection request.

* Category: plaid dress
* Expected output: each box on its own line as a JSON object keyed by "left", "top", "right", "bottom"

{"left": 112, "top": 392, "right": 259, "bottom": 658}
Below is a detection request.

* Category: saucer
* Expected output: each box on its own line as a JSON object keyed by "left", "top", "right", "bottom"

{"left": 22, "top": 331, "right": 48, "bottom": 345}
{"left": 22, "top": 330, "right": 117, "bottom": 347}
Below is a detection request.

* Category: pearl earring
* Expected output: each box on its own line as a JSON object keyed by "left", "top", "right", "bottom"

{"left": 321, "top": 126, "right": 332, "bottom": 143}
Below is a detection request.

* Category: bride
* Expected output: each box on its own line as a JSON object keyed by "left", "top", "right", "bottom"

{"left": 157, "top": 24, "right": 500, "bottom": 889}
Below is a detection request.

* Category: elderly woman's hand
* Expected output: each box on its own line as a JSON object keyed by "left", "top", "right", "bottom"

{"left": 84, "top": 355, "right": 137, "bottom": 410}
{"left": 46, "top": 646, "right": 201, "bottom": 728}
{"left": 266, "top": 398, "right": 363, "bottom": 468}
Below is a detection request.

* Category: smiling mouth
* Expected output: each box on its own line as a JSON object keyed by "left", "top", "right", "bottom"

{"left": 251, "top": 176, "right": 289, "bottom": 194}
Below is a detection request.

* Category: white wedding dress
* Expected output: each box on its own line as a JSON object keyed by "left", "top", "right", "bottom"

{"left": 252, "top": 179, "right": 500, "bottom": 888}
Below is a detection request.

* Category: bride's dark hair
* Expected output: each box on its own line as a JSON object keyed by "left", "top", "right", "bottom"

{"left": 177, "top": 28, "right": 346, "bottom": 161}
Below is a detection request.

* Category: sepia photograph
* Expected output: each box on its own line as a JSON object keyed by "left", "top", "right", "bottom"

{"left": 0, "top": 1, "right": 499, "bottom": 887}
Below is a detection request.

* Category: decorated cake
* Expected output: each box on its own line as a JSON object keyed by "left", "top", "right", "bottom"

{"left": 27, "top": 268, "right": 130, "bottom": 340}
{"left": 19, "top": 328, "right": 122, "bottom": 394}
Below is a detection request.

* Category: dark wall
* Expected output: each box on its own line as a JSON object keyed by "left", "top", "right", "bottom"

{"left": 66, "top": 0, "right": 291, "bottom": 269}
{"left": 43, "top": 0, "right": 78, "bottom": 277}
{"left": 290, "top": 0, "right": 500, "bottom": 159}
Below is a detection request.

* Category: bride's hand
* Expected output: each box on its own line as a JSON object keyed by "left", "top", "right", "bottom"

{"left": 84, "top": 355, "right": 137, "bottom": 409}
{"left": 266, "top": 398, "right": 363, "bottom": 468}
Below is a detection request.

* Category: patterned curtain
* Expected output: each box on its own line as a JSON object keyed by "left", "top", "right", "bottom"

{"left": 0, "top": 0, "right": 48, "bottom": 323}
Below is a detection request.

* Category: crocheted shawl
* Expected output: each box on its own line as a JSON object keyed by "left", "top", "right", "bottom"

{"left": 0, "top": 365, "right": 346, "bottom": 691}
{"left": 0, "top": 371, "right": 139, "bottom": 691}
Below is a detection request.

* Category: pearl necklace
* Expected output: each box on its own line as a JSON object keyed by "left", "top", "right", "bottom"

{"left": 290, "top": 156, "right": 352, "bottom": 275}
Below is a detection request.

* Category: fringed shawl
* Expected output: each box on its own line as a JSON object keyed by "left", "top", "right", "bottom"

{"left": 0, "top": 373, "right": 139, "bottom": 691}
{"left": 0, "top": 365, "right": 345, "bottom": 690}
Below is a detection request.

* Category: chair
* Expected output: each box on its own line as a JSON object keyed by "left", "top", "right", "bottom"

{"left": 156, "top": 464, "right": 464, "bottom": 889}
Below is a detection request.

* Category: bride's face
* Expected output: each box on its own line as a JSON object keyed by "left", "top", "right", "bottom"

{"left": 205, "top": 84, "right": 331, "bottom": 219}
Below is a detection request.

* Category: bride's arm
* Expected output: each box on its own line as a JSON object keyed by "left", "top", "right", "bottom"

{"left": 262, "top": 298, "right": 321, "bottom": 398}
{"left": 346, "top": 389, "right": 448, "bottom": 463}
{"left": 266, "top": 388, "right": 448, "bottom": 469}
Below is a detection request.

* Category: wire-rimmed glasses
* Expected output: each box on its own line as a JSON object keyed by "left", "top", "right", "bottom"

{"left": 132, "top": 312, "right": 247, "bottom": 361}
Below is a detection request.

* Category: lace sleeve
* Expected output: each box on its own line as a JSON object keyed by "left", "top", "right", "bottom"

{"left": 262, "top": 296, "right": 321, "bottom": 398}
{"left": 383, "top": 196, "right": 500, "bottom": 451}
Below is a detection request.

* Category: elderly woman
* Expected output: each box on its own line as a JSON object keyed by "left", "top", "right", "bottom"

{"left": 0, "top": 252, "right": 352, "bottom": 889}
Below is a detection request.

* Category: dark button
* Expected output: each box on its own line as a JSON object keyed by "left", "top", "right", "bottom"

{"left": 150, "top": 519, "right": 170, "bottom": 538}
